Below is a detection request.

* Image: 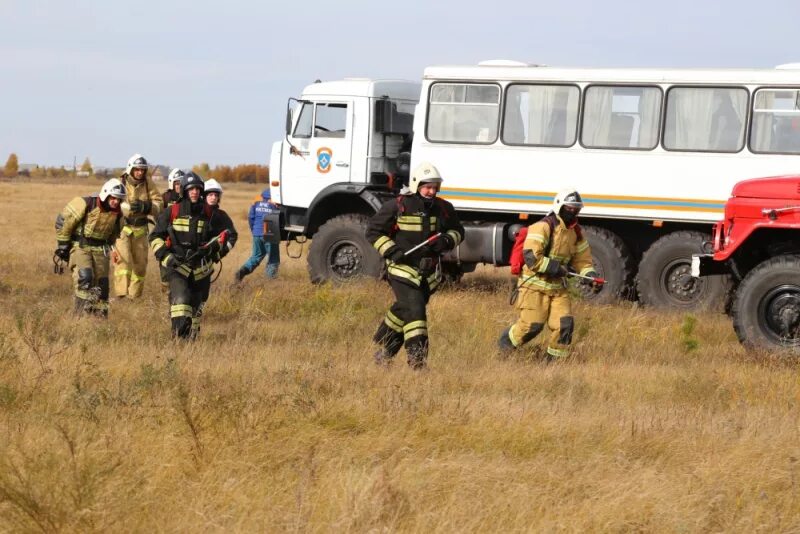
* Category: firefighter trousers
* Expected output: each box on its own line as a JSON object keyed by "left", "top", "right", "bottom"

{"left": 114, "top": 225, "right": 149, "bottom": 298}
{"left": 167, "top": 271, "right": 211, "bottom": 340}
{"left": 70, "top": 245, "right": 110, "bottom": 317}
{"left": 508, "top": 288, "right": 574, "bottom": 358}
{"left": 373, "top": 277, "right": 433, "bottom": 367}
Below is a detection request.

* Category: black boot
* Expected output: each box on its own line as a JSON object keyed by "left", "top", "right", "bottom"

{"left": 497, "top": 327, "right": 516, "bottom": 357}
{"left": 234, "top": 267, "right": 249, "bottom": 283}
{"left": 373, "top": 347, "right": 394, "bottom": 367}
{"left": 73, "top": 297, "right": 92, "bottom": 316}
{"left": 405, "top": 337, "right": 428, "bottom": 370}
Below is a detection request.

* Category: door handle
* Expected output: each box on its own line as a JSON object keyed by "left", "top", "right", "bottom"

{"left": 335, "top": 161, "right": 349, "bottom": 168}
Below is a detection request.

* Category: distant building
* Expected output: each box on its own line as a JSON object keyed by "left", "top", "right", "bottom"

{"left": 150, "top": 165, "right": 169, "bottom": 181}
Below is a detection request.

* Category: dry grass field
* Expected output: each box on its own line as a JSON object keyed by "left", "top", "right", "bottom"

{"left": 1, "top": 179, "right": 799, "bottom": 532}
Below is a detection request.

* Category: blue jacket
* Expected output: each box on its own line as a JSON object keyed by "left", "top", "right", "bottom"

{"left": 248, "top": 189, "right": 281, "bottom": 237}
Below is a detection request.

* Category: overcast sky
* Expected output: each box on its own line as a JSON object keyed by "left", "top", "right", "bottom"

{"left": 1, "top": 0, "right": 798, "bottom": 168}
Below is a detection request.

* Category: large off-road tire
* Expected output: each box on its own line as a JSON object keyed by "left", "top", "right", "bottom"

{"left": 732, "top": 255, "right": 800, "bottom": 349}
{"left": 307, "top": 214, "right": 384, "bottom": 284}
{"left": 636, "top": 231, "right": 727, "bottom": 309}
{"left": 579, "top": 226, "right": 633, "bottom": 304}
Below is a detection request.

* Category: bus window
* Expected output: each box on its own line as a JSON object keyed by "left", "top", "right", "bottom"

{"left": 751, "top": 89, "right": 800, "bottom": 154}
{"left": 503, "top": 84, "right": 579, "bottom": 146}
{"left": 581, "top": 86, "right": 661, "bottom": 150}
{"left": 427, "top": 83, "right": 500, "bottom": 144}
{"left": 664, "top": 87, "right": 747, "bottom": 152}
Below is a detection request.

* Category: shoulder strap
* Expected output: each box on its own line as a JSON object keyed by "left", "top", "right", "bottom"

{"left": 574, "top": 224, "right": 583, "bottom": 241}
{"left": 540, "top": 214, "right": 557, "bottom": 257}
{"left": 170, "top": 202, "right": 180, "bottom": 223}
{"left": 83, "top": 196, "right": 96, "bottom": 212}
{"left": 396, "top": 195, "right": 406, "bottom": 214}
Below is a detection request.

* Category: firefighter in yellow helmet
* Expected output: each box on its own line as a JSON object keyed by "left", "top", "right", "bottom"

{"left": 55, "top": 179, "right": 126, "bottom": 317}
{"left": 113, "top": 154, "right": 163, "bottom": 299}
{"left": 367, "top": 162, "right": 465, "bottom": 369}
{"left": 498, "top": 189, "right": 600, "bottom": 360}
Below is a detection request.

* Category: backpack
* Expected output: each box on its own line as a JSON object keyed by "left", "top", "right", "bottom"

{"left": 54, "top": 196, "right": 97, "bottom": 238}
{"left": 509, "top": 214, "right": 582, "bottom": 275}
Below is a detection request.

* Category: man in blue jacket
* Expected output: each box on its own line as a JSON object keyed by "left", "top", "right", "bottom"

{"left": 235, "top": 189, "right": 281, "bottom": 282}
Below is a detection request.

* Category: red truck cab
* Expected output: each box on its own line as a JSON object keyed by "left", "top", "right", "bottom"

{"left": 693, "top": 175, "right": 800, "bottom": 348}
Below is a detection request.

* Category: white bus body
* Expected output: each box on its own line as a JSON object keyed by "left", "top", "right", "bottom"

{"left": 417, "top": 64, "right": 800, "bottom": 224}
{"left": 271, "top": 63, "right": 800, "bottom": 308}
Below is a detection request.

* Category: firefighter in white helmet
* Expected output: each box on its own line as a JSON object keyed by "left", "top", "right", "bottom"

{"left": 113, "top": 154, "right": 164, "bottom": 298}
{"left": 498, "top": 189, "right": 600, "bottom": 360}
{"left": 163, "top": 168, "right": 184, "bottom": 209}
{"left": 366, "top": 162, "right": 465, "bottom": 369}
{"left": 55, "top": 179, "right": 127, "bottom": 317}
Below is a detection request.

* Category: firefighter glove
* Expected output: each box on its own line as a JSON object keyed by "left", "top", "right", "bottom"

{"left": 544, "top": 258, "right": 568, "bottom": 278}
{"left": 388, "top": 248, "right": 405, "bottom": 263}
{"left": 429, "top": 234, "right": 455, "bottom": 254}
{"left": 55, "top": 242, "right": 71, "bottom": 262}
{"left": 164, "top": 254, "right": 182, "bottom": 270}
{"left": 128, "top": 200, "right": 142, "bottom": 213}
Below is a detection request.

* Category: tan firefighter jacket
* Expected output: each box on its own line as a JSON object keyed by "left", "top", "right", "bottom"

{"left": 120, "top": 173, "right": 163, "bottom": 233}
{"left": 57, "top": 196, "right": 122, "bottom": 249}
{"left": 519, "top": 213, "right": 594, "bottom": 294}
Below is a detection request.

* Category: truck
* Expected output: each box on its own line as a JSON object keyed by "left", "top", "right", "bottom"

{"left": 692, "top": 175, "right": 800, "bottom": 349}
{"left": 269, "top": 63, "right": 800, "bottom": 308}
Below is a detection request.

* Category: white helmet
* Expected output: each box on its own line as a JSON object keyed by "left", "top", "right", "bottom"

{"left": 125, "top": 153, "right": 149, "bottom": 176}
{"left": 551, "top": 188, "right": 584, "bottom": 214}
{"left": 409, "top": 162, "right": 443, "bottom": 194}
{"left": 204, "top": 178, "right": 222, "bottom": 195}
{"left": 168, "top": 168, "right": 185, "bottom": 189}
{"left": 99, "top": 178, "right": 127, "bottom": 202}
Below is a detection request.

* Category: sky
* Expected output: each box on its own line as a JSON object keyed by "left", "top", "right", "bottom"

{"left": 1, "top": 0, "right": 798, "bottom": 169}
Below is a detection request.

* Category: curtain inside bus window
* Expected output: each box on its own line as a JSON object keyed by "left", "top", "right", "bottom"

{"left": 751, "top": 89, "right": 800, "bottom": 154}
{"left": 427, "top": 83, "right": 500, "bottom": 143}
{"left": 582, "top": 86, "right": 660, "bottom": 149}
{"left": 503, "top": 85, "right": 579, "bottom": 146}
{"left": 664, "top": 87, "right": 747, "bottom": 152}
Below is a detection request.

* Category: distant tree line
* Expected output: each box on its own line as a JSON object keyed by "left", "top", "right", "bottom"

{"left": 192, "top": 163, "right": 270, "bottom": 184}
{"left": 1, "top": 152, "right": 270, "bottom": 184}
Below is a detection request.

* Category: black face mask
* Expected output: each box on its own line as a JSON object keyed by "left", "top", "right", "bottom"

{"left": 560, "top": 207, "right": 579, "bottom": 226}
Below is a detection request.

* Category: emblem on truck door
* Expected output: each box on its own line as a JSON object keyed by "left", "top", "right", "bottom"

{"left": 316, "top": 147, "right": 332, "bottom": 174}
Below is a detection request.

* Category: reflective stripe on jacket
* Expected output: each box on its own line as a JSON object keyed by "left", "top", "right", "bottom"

{"left": 519, "top": 215, "right": 594, "bottom": 293}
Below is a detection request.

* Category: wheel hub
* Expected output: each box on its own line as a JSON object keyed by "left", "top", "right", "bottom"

{"left": 328, "top": 241, "right": 362, "bottom": 279}
{"left": 663, "top": 261, "right": 703, "bottom": 303}
{"left": 763, "top": 287, "right": 800, "bottom": 340}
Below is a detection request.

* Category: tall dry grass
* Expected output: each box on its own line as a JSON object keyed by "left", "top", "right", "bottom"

{"left": 0, "top": 180, "right": 799, "bottom": 532}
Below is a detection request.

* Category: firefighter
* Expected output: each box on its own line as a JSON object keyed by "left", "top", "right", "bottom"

{"left": 113, "top": 154, "right": 164, "bottom": 299}
{"left": 204, "top": 180, "right": 238, "bottom": 265}
{"left": 367, "top": 162, "right": 465, "bottom": 369}
{"left": 55, "top": 179, "right": 127, "bottom": 317}
{"left": 159, "top": 168, "right": 186, "bottom": 287}
{"left": 498, "top": 189, "right": 600, "bottom": 360}
{"left": 149, "top": 172, "right": 230, "bottom": 339}
{"left": 184, "top": 178, "right": 238, "bottom": 338}
{"left": 235, "top": 189, "right": 282, "bottom": 282}
{"left": 163, "top": 168, "right": 184, "bottom": 208}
